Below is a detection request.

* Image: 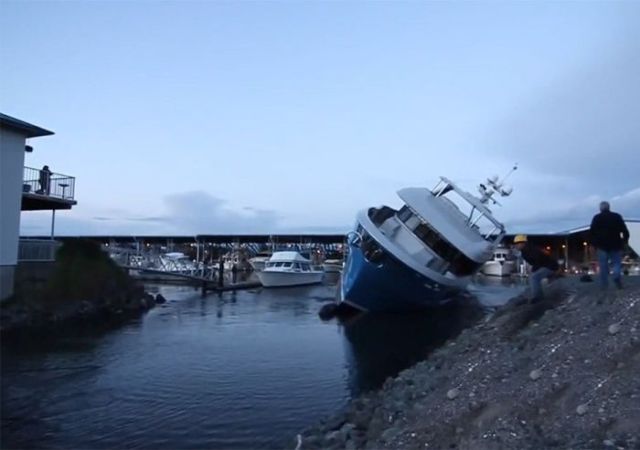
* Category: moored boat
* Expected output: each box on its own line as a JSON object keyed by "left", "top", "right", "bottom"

{"left": 257, "top": 251, "right": 324, "bottom": 287}
{"left": 481, "top": 248, "right": 516, "bottom": 277}
{"left": 323, "top": 259, "right": 344, "bottom": 273}
{"left": 249, "top": 251, "right": 272, "bottom": 272}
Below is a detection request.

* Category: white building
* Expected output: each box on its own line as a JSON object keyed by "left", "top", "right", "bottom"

{"left": 0, "top": 113, "right": 76, "bottom": 301}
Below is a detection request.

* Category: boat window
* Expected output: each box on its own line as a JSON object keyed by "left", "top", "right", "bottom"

{"left": 302, "top": 264, "right": 310, "bottom": 271}
{"left": 412, "top": 221, "right": 480, "bottom": 276}
{"left": 293, "top": 263, "right": 301, "bottom": 270}
{"left": 397, "top": 206, "right": 413, "bottom": 222}
{"left": 283, "top": 262, "right": 292, "bottom": 268}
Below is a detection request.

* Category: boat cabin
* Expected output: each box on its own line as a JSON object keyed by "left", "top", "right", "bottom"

{"left": 362, "top": 177, "right": 507, "bottom": 279}
{"left": 264, "top": 251, "right": 315, "bottom": 272}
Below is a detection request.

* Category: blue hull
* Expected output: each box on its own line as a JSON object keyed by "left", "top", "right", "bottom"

{"left": 341, "top": 243, "right": 460, "bottom": 312}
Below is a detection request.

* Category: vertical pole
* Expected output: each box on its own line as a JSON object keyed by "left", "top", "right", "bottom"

{"left": 564, "top": 237, "right": 569, "bottom": 272}
{"left": 50, "top": 209, "right": 56, "bottom": 240}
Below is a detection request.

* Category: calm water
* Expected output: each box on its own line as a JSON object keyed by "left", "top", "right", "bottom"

{"left": 1, "top": 276, "right": 521, "bottom": 449}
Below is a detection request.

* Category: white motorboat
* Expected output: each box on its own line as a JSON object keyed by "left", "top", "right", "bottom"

{"left": 481, "top": 248, "right": 516, "bottom": 277}
{"left": 249, "top": 251, "right": 272, "bottom": 272}
{"left": 322, "top": 259, "right": 344, "bottom": 273}
{"left": 256, "top": 251, "right": 324, "bottom": 287}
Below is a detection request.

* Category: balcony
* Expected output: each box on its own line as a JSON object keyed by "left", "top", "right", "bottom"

{"left": 22, "top": 166, "right": 77, "bottom": 211}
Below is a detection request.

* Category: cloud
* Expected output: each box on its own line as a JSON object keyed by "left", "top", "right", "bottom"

{"left": 21, "top": 191, "right": 284, "bottom": 235}
{"left": 160, "top": 191, "right": 281, "bottom": 234}
{"left": 492, "top": 36, "right": 640, "bottom": 198}
{"left": 502, "top": 185, "right": 640, "bottom": 233}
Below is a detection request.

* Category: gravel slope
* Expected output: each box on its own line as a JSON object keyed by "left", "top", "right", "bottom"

{"left": 299, "top": 277, "right": 640, "bottom": 450}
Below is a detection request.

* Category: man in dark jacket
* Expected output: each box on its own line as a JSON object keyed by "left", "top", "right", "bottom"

{"left": 589, "top": 201, "right": 630, "bottom": 289}
{"left": 513, "top": 235, "right": 560, "bottom": 302}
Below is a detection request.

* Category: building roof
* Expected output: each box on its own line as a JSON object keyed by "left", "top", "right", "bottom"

{"left": 0, "top": 112, "right": 54, "bottom": 138}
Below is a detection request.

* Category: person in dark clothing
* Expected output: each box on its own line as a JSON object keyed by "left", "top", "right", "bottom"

{"left": 589, "top": 201, "right": 630, "bottom": 289}
{"left": 38, "top": 165, "right": 51, "bottom": 195}
{"left": 513, "top": 235, "right": 560, "bottom": 301}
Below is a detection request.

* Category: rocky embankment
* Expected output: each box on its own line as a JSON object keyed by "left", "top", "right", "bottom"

{"left": 300, "top": 277, "right": 640, "bottom": 449}
{"left": 1, "top": 240, "right": 164, "bottom": 336}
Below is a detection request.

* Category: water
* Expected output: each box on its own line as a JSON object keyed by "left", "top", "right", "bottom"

{"left": 1, "top": 276, "right": 522, "bottom": 449}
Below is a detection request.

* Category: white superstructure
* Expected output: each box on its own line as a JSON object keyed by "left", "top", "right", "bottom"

{"left": 256, "top": 251, "right": 323, "bottom": 287}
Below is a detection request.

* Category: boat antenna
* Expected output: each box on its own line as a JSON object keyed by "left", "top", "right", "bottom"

{"left": 478, "top": 163, "right": 518, "bottom": 205}
{"left": 501, "top": 163, "right": 518, "bottom": 185}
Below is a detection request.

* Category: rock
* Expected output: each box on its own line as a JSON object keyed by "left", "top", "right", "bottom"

{"left": 529, "top": 369, "right": 542, "bottom": 381}
{"left": 339, "top": 422, "right": 355, "bottom": 440}
{"left": 608, "top": 323, "right": 621, "bottom": 335}
{"left": 380, "top": 427, "right": 401, "bottom": 443}
{"left": 576, "top": 404, "right": 589, "bottom": 416}
{"left": 325, "top": 430, "right": 343, "bottom": 446}
{"left": 603, "top": 439, "right": 615, "bottom": 447}
{"left": 324, "top": 415, "right": 346, "bottom": 431}
{"left": 155, "top": 294, "right": 167, "bottom": 304}
{"left": 447, "top": 388, "right": 460, "bottom": 400}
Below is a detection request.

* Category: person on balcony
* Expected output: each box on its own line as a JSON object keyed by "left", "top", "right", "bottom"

{"left": 38, "top": 165, "right": 51, "bottom": 195}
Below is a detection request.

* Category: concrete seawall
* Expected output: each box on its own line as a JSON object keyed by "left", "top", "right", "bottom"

{"left": 299, "top": 277, "right": 640, "bottom": 449}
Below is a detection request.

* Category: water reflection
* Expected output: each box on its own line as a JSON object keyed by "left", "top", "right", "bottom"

{"left": 2, "top": 279, "right": 513, "bottom": 449}
{"left": 342, "top": 302, "right": 482, "bottom": 395}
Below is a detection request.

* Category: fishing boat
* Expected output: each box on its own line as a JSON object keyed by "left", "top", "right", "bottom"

{"left": 257, "top": 251, "right": 324, "bottom": 287}
{"left": 340, "top": 168, "right": 516, "bottom": 312}
{"left": 481, "top": 248, "right": 516, "bottom": 277}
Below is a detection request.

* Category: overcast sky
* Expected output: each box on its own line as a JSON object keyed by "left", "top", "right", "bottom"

{"left": 1, "top": 1, "right": 638, "bottom": 236}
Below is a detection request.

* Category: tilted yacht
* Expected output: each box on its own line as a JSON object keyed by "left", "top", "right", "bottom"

{"left": 341, "top": 169, "right": 516, "bottom": 311}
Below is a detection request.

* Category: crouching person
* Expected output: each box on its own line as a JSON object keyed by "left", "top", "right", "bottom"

{"left": 513, "top": 235, "right": 560, "bottom": 302}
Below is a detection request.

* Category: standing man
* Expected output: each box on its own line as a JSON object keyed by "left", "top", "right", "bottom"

{"left": 38, "top": 165, "right": 51, "bottom": 195}
{"left": 589, "top": 201, "right": 630, "bottom": 289}
{"left": 513, "top": 235, "right": 560, "bottom": 302}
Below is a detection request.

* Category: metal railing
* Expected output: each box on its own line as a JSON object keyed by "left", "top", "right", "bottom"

{"left": 23, "top": 166, "right": 76, "bottom": 201}
{"left": 18, "top": 239, "right": 61, "bottom": 262}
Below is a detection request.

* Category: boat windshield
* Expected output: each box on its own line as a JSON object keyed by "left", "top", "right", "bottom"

{"left": 398, "top": 205, "right": 482, "bottom": 276}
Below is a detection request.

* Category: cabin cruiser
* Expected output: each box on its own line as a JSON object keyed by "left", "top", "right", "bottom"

{"left": 341, "top": 169, "right": 516, "bottom": 312}
{"left": 249, "top": 251, "right": 272, "bottom": 272}
{"left": 256, "top": 251, "right": 324, "bottom": 287}
{"left": 322, "top": 250, "right": 345, "bottom": 273}
{"left": 481, "top": 248, "right": 516, "bottom": 277}
{"left": 323, "top": 259, "right": 344, "bottom": 273}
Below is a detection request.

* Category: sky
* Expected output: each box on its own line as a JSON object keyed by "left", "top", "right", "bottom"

{"left": 1, "top": 1, "right": 638, "bottom": 236}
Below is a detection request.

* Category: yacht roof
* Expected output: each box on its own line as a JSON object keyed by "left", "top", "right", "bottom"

{"left": 397, "top": 187, "right": 497, "bottom": 261}
{"left": 269, "top": 251, "right": 310, "bottom": 262}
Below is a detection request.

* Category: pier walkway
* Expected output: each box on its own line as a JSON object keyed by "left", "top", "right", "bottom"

{"left": 120, "top": 266, "right": 261, "bottom": 294}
